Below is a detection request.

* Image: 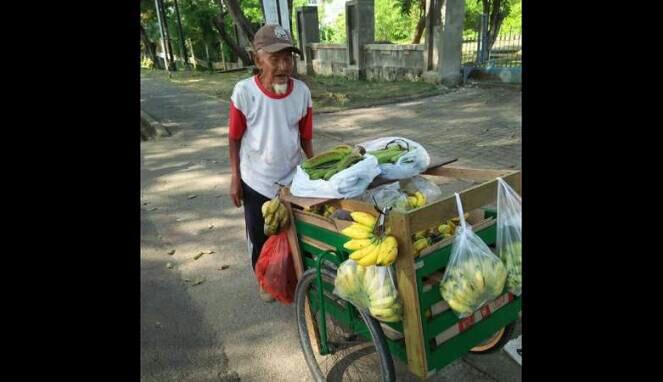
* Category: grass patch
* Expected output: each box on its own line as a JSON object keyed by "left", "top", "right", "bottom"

{"left": 141, "top": 69, "right": 443, "bottom": 113}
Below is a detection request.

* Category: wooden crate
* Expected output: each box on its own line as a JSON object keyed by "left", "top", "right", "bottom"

{"left": 281, "top": 165, "right": 521, "bottom": 378}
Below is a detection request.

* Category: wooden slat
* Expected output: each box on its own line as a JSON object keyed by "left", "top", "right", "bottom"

{"left": 293, "top": 209, "right": 338, "bottom": 232}
{"left": 300, "top": 236, "right": 337, "bottom": 253}
{"left": 408, "top": 172, "right": 520, "bottom": 234}
{"left": 390, "top": 210, "right": 428, "bottom": 378}
{"left": 280, "top": 187, "right": 333, "bottom": 209}
{"left": 424, "top": 166, "right": 518, "bottom": 183}
{"left": 282, "top": 200, "right": 320, "bottom": 351}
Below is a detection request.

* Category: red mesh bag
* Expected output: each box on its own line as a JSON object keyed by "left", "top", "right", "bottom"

{"left": 255, "top": 231, "right": 297, "bottom": 304}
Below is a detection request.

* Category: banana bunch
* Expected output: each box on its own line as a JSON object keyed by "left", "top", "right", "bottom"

{"left": 364, "top": 266, "right": 402, "bottom": 322}
{"left": 341, "top": 212, "right": 399, "bottom": 266}
{"left": 261, "top": 197, "right": 289, "bottom": 236}
{"left": 406, "top": 191, "right": 427, "bottom": 209}
{"left": 437, "top": 213, "right": 470, "bottom": 238}
{"left": 367, "top": 145, "right": 408, "bottom": 164}
{"left": 302, "top": 145, "right": 365, "bottom": 180}
{"left": 439, "top": 256, "right": 507, "bottom": 317}
{"left": 333, "top": 260, "right": 402, "bottom": 323}
{"left": 499, "top": 241, "right": 522, "bottom": 295}
{"left": 303, "top": 204, "right": 337, "bottom": 218}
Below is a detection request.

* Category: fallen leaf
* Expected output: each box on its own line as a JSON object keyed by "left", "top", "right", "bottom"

{"left": 149, "top": 207, "right": 159, "bottom": 211}
{"left": 183, "top": 278, "right": 191, "bottom": 282}
{"left": 166, "top": 262, "right": 173, "bottom": 269}
{"left": 191, "top": 278, "right": 206, "bottom": 286}
{"left": 208, "top": 224, "right": 215, "bottom": 229}
{"left": 193, "top": 252, "right": 205, "bottom": 260}
{"left": 187, "top": 194, "right": 198, "bottom": 200}
{"left": 218, "top": 265, "right": 230, "bottom": 271}
{"left": 203, "top": 250, "right": 215, "bottom": 254}
{"left": 167, "top": 249, "right": 176, "bottom": 255}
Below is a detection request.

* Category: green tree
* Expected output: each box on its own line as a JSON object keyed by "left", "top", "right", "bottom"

{"left": 375, "top": 0, "right": 418, "bottom": 43}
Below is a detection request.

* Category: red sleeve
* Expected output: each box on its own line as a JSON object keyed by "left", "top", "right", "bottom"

{"left": 298, "top": 107, "right": 313, "bottom": 140}
{"left": 228, "top": 100, "right": 246, "bottom": 140}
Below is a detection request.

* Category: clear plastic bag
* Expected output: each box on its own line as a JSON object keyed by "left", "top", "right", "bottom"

{"left": 439, "top": 193, "right": 507, "bottom": 318}
{"left": 401, "top": 175, "right": 443, "bottom": 205}
{"left": 496, "top": 177, "right": 522, "bottom": 296}
{"left": 290, "top": 155, "right": 381, "bottom": 199}
{"left": 359, "top": 181, "right": 409, "bottom": 211}
{"left": 334, "top": 260, "right": 403, "bottom": 323}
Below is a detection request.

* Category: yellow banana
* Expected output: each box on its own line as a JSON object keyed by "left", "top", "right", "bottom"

{"left": 414, "top": 238, "right": 429, "bottom": 252}
{"left": 415, "top": 191, "right": 426, "bottom": 207}
{"left": 267, "top": 198, "right": 280, "bottom": 215}
{"left": 341, "top": 224, "right": 373, "bottom": 240}
{"left": 378, "top": 236, "right": 398, "bottom": 265}
{"left": 370, "top": 296, "right": 396, "bottom": 309}
{"left": 447, "top": 299, "right": 473, "bottom": 316}
{"left": 344, "top": 238, "right": 374, "bottom": 251}
{"left": 350, "top": 212, "right": 377, "bottom": 229}
{"left": 349, "top": 241, "right": 378, "bottom": 261}
{"left": 369, "top": 306, "right": 396, "bottom": 317}
{"left": 261, "top": 201, "right": 270, "bottom": 217}
{"left": 358, "top": 241, "right": 382, "bottom": 266}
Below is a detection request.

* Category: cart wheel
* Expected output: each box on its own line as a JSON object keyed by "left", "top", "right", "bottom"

{"left": 469, "top": 321, "right": 516, "bottom": 354}
{"left": 295, "top": 268, "right": 395, "bottom": 382}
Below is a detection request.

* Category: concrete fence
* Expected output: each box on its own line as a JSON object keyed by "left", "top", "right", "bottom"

{"left": 307, "top": 43, "right": 426, "bottom": 81}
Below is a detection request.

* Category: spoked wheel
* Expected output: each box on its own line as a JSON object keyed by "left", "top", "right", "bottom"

{"left": 469, "top": 321, "right": 516, "bottom": 354}
{"left": 295, "top": 268, "right": 395, "bottom": 382}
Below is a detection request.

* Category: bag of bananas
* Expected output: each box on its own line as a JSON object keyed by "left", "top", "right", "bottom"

{"left": 261, "top": 197, "right": 289, "bottom": 236}
{"left": 439, "top": 194, "right": 507, "bottom": 318}
{"left": 333, "top": 259, "right": 403, "bottom": 323}
{"left": 496, "top": 177, "right": 522, "bottom": 296}
{"left": 340, "top": 212, "right": 399, "bottom": 267}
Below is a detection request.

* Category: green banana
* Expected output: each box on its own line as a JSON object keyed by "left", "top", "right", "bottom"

{"left": 302, "top": 146, "right": 352, "bottom": 169}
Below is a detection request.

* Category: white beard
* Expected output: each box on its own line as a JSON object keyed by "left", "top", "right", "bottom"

{"left": 273, "top": 82, "right": 288, "bottom": 95}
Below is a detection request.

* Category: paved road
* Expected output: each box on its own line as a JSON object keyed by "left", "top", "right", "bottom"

{"left": 140, "top": 74, "right": 521, "bottom": 381}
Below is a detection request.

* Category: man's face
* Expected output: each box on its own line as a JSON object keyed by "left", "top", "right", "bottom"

{"left": 256, "top": 49, "right": 294, "bottom": 85}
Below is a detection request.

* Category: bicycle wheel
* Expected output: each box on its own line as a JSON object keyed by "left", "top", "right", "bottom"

{"left": 469, "top": 321, "right": 516, "bottom": 354}
{"left": 295, "top": 268, "right": 395, "bottom": 382}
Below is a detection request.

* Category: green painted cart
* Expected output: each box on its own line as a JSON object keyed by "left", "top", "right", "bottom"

{"left": 281, "top": 166, "right": 521, "bottom": 381}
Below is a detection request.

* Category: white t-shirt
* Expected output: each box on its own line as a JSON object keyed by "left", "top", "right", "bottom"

{"left": 229, "top": 76, "right": 313, "bottom": 198}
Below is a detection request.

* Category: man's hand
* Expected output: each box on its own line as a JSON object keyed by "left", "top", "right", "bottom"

{"left": 230, "top": 175, "right": 243, "bottom": 207}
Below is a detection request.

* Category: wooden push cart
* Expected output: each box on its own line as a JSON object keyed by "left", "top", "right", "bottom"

{"left": 280, "top": 163, "right": 521, "bottom": 381}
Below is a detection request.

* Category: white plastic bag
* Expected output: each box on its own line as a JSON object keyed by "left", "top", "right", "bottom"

{"left": 290, "top": 155, "right": 381, "bottom": 199}
{"left": 334, "top": 260, "right": 403, "bottom": 323}
{"left": 496, "top": 177, "right": 522, "bottom": 296}
{"left": 439, "top": 193, "right": 507, "bottom": 318}
{"left": 359, "top": 137, "right": 431, "bottom": 180}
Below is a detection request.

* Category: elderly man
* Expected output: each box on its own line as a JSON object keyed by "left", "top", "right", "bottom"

{"left": 228, "top": 24, "right": 314, "bottom": 302}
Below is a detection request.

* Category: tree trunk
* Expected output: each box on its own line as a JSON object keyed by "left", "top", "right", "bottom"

{"left": 412, "top": 13, "right": 425, "bottom": 44}
{"left": 220, "top": 0, "right": 256, "bottom": 42}
{"left": 481, "top": 0, "right": 506, "bottom": 51}
{"left": 141, "top": 24, "right": 163, "bottom": 69}
{"left": 173, "top": 0, "right": 190, "bottom": 66}
{"left": 213, "top": 13, "right": 253, "bottom": 65}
